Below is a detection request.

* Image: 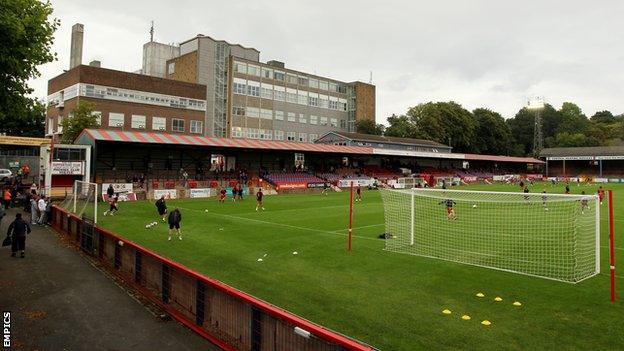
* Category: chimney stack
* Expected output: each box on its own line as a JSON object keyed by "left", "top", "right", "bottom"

{"left": 70, "top": 23, "right": 84, "bottom": 69}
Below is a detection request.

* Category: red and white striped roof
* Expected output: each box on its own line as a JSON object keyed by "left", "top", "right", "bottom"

{"left": 77, "top": 129, "right": 543, "bottom": 164}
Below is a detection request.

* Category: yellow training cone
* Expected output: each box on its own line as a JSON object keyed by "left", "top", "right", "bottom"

{"left": 442, "top": 309, "right": 452, "bottom": 315}
{"left": 481, "top": 320, "right": 492, "bottom": 326}
{"left": 494, "top": 297, "right": 503, "bottom": 302}
{"left": 513, "top": 301, "right": 522, "bottom": 306}
{"left": 461, "top": 315, "right": 471, "bottom": 320}
{"left": 476, "top": 293, "right": 485, "bottom": 298}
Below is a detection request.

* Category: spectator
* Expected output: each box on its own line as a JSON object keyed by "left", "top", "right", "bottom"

{"left": 23, "top": 191, "right": 31, "bottom": 213}
{"left": 37, "top": 196, "right": 47, "bottom": 225}
{"left": 7, "top": 213, "right": 31, "bottom": 258}
{"left": 10, "top": 187, "right": 17, "bottom": 208}
{"left": 45, "top": 197, "right": 52, "bottom": 225}
{"left": 30, "top": 195, "right": 38, "bottom": 225}
{"left": 3, "top": 188, "right": 11, "bottom": 209}
{"left": 30, "top": 182, "right": 37, "bottom": 195}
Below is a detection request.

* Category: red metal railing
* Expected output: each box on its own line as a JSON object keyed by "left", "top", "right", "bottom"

{"left": 51, "top": 205, "right": 377, "bottom": 351}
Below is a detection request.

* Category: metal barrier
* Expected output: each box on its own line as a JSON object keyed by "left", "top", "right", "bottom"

{"left": 51, "top": 205, "right": 376, "bottom": 351}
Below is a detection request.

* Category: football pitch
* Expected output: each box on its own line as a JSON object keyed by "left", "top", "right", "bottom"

{"left": 97, "top": 183, "right": 624, "bottom": 350}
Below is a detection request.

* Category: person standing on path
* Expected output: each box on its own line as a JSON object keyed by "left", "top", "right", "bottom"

{"left": 7, "top": 213, "right": 31, "bottom": 258}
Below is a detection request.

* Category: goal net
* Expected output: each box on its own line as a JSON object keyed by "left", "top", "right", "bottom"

{"left": 60, "top": 180, "right": 98, "bottom": 223}
{"left": 379, "top": 188, "right": 600, "bottom": 283}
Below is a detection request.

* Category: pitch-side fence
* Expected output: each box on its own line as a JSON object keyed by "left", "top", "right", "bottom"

{"left": 51, "top": 205, "right": 377, "bottom": 351}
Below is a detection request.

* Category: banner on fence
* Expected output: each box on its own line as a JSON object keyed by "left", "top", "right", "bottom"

{"left": 276, "top": 183, "right": 307, "bottom": 190}
{"left": 337, "top": 179, "right": 375, "bottom": 187}
{"left": 51, "top": 161, "right": 84, "bottom": 175}
{"left": 462, "top": 176, "right": 478, "bottom": 182}
{"left": 153, "top": 189, "right": 178, "bottom": 199}
{"left": 307, "top": 182, "right": 326, "bottom": 188}
{"left": 103, "top": 193, "right": 137, "bottom": 202}
{"left": 101, "top": 183, "right": 136, "bottom": 202}
{"left": 594, "top": 178, "right": 609, "bottom": 183}
{"left": 189, "top": 188, "right": 213, "bottom": 198}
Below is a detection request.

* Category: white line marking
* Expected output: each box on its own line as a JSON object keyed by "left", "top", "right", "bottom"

{"left": 333, "top": 223, "right": 385, "bottom": 232}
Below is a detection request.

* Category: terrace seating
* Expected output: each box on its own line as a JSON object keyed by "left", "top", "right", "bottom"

{"left": 264, "top": 172, "right": 325, "bottom": 186}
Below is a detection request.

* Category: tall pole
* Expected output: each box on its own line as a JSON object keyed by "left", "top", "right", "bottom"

{"left": 608, "top": 190, "right": 616, "bottom": 303}
{"left": 348, "top": 181, "right": 353, "bottom": 251}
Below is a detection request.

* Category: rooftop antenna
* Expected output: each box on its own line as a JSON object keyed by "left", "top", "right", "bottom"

{"left": 150, "top": 21, "right": 154, "bottom": 42}
{"left": 369, "top": 71, "right": 373, "bottom": 84}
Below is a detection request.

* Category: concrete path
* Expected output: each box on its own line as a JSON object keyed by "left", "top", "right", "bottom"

{"left": 0, "top": 209, "right": 220, "bottom": 351}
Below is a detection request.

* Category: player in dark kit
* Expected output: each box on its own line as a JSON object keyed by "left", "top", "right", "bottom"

{"left": 355, "top": 185, "right": 362, "bottom": 202}
{"left": 439, "top": 198, "right": 457, "bottom": 220}
{"left": 167, "top": 208, "right": 182, "bottom": 241}
{"left": 321, "top": 182, "right": 329, "bottom": 196}
{"left": 219, "top": 188, "right": 226, "bottom": 203}
{"left": 580, "top": 191, "right": 590, "bottom": 214}
{"left": 523, "top": 186, "right": 530, "bottom": 202}
{"left": 155, "top": 195, "right": 167, "bottom": 221}
{"left": 255, "top": 188, "right": 265, "bottom": 211}
{"left": 103, "top": 194, "right": 119, "bottom": 216}
{"left": 541, "top": 190, "right": 548, "bottom": 209}
{"left": 565, "top": 184, "right": 570, "bottom": 194}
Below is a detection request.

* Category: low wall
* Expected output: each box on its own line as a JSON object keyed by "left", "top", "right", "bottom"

{"left": 50, "top": 205, "right": 376, "bottom": 351}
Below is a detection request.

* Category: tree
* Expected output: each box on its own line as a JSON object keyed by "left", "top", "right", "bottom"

{"left": 590, "top": 110, "right": 616, "bottom": 124}
{"left": 384, "top": 114, "right": 421, "bottom": 138}
{"left": 472, "top": 108, "right": 512, "bottom": 155}
{"left": 0, "top": 0, "right": 58, "bottom": 136}
{"left": 408, "top": 102, "right": 477, "bottom": 152}
{"left": 557, "top": 102, "right": 588, "bottom": 135}
{"left": 60, "top": 102, "right": 99, "bottom": 143}
{"left": 506, "top": 108, "right": 534, "bottom": 156}
{"left": 355, "top": 119, "right": 384, "bottom": 135}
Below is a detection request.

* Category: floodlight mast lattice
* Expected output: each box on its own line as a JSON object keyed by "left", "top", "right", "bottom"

{"left": 527, "top": 96, "right": 545, "bottom": 157}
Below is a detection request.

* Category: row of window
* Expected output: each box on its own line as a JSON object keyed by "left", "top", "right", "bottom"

{"left": 233, "top": 61, "right": 347, "bottom": 94}
{"left": 231, "top": 127, "right": 318, "bottom": 143}
{"left": 232, "top": 79, "right": 348, "bottom": 112}
{"left": 47, "top": 83, "right": 207, "bottom": 112}
{"left": 52, "top": 112, "right": 203, "bottom": 134}
{"left": 232, "top": 106, "right": 343, "bottom": 127}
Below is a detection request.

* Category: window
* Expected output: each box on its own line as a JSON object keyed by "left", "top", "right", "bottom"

{"left": 287, "top": 74, "right": 298, "bottom": 84}
{"left": 131, "top": 115, "right": 146, "bottom": 129}
{"left": 286, "top": 132, "right": 296, "bottom": 141}
{"left": 297, "top": 91, "right": 308, "bottom": 105}
{"left": 309, "top": 78, "right": 319, "bottom": 89}
{"left": 152, "top": 117, "right": 166, "bottom": 131}
{"left": 233, "top": 82, "right": 246, "bottom": 95}
{"left": 287, "top": 112, "right": 296, "bottom": 122}
{"left": 262, "top": 68, "right": 273, "bottom": 79}
{"left": 261, "top": 84, "right": 274, "bottom": 99}
{"left": 308, "top": 96, "right": 318, "bottom": 107}
{"left": 320, "top": 116, "right": 328, "bottom": 126}
{"left": 299, "top": 114, "right": 306, "bottom": 124}
{"left": 259, "top": 129, "right": 272, "bottom": 140}
{"left": 247, "top": 85, "right": 260, "bottom": 97}
{"left": 260, "top": 109, "right": 273, "bottom": 120}
{"left": 286, "top": 89, "right": 297, "bottom": 103}
{"left": 309, "top": 115, "right": 318, "bottom": 125}
{"left": 246, "top": 107, "right": 260, "bottom": 118}
{"left": 330, "top": 118, "right": 338, "bottom": 127}
{"left": 172, "top": 118, "right": 185, "bottom": 132}
{"left": 274, "top": 130, "right": 284, "bottom": 140}
{"left": 93, "top": 111, "right": 102, "bottom": 126}
{"left": 190, "top": 120, "right": 203, "bottom": 134}
{"left": 231, "top": 127, "right": 243, "bottom": 138}
{"left": 338, "top": 84, "right": 347, "bottom": 94}
{"left": 47, "top": 118, "right": 54, "bottom": 135}
{"left": 319, "top": 95, "right": 329, "bottom": 109}
{"left": 340, "top": 119, "right": 346, "bottom": 129}
{"left": 298, "top": 75, "right": 308, "bottom": 86}
{"left": 274, "top": 71, "right": 285, "bottom": 81}
{"left": 328, "top": 82, "right": 337, "bottom": 92}
{"left": 247, "top": 65, "right": 261, "bottom": 76}
{"left": 234, "top": 61, "right": 246, "bottom": 74}
{"left": 319, "top": 80, "right": 329, "bottom": 90}
{"left": 309, "top": 133, "right": 318, "bottom": 142}
{"left": 329, "top": 100, "right": 339, "bottom": 110}
{"left": 168, "top": 62, "right": 175, "bottom": 75}
{"left": 274, "top": 111, "right": 284, "bottom": 121}
{"left": 298, "top": 133, "right": 307, "bottom": 142}
{"left": 274, "top": 89, "right": 285, "bottom": 101}
{"left": 233, "top": 106, "right": 245, "bottom": 116}
{"left": 109, "top": 112, "right": 125, "bottom": 127}
{"left": 246, "top": 128, "right": 259, "bottom": 139}
{"left": 57, "top": 116, "right": 64, "bottom": 133}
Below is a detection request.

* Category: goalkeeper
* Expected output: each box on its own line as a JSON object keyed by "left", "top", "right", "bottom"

{"left": 155, "top": 195, "right": 167, "bottom": 222}
{"left": 439, "top": 198, "right": 457, "bottom": 220}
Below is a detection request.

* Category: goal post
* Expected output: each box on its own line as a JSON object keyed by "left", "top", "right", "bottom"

{"left": 379, "top": 188, "right": 600, "bottom": 283}
{"left": 60, "top": 180, "right": 98, "bottom": 223}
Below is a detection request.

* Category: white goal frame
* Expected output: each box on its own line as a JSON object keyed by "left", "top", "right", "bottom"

{"left": 380, "top": 188, "right": 600, "bottom": 283}
{"left": 71, "top": 180, "right": 99, "bottom": 223}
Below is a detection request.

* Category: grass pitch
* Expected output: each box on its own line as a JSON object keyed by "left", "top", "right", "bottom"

{"left": 97, "top": 182, "right": 624, "bottom": 350}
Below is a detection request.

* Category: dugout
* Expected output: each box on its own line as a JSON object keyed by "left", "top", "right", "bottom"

{"left": 540, "top": 146, "right": 624, "bottom": 179}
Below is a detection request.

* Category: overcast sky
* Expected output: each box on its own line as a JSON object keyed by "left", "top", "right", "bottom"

{"left": 31, "top": 0, "right": 624, "bottom": 123}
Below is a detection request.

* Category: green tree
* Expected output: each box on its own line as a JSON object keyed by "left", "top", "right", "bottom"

{"left": 0, "top": 0, "right": 59, "bottom": 136}
{"left": 472, "top": 108, "right": 512, "bottom": 155}
{"left": 557, "top": 102, "right": 588, "bottom": 135}
{"left": 384, "top": 114, "right": 421, "bottom": 138}
{"left": 506, "top": 108, "right": 534, "bottom": 156}
{"left": 590, "top": 110, "right": 616, "bottom": 124}
{"left": 60, "top": 101, "right": 99, "bottom": 143}
{"left": 408, "top": 102, "right": 477, "bottom": 152}
{"left": 355, "top": 119, "right": 384, "bottom": 135}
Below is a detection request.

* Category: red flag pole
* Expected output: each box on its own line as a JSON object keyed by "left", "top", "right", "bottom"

{"left": 608, "top": 190, "right": 616, "bottom": 303}
{"left": 348, "top": 181, "right": 354, "bottom": 251}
